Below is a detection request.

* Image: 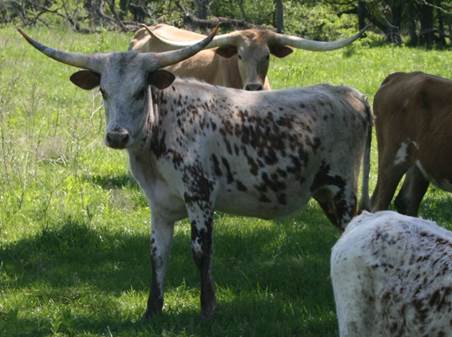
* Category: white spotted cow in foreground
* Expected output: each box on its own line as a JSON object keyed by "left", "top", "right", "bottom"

{"left": 19, "top": 28, "right": 372, "bottom": 320}
{"left": 371, "top": 72, "right": 452, "bottom": 215}
{"left": 130, "top": 23, "right": 367, "bottom": 90}
{"left": 331, "top": 211, "right": 452, "bottom": 337}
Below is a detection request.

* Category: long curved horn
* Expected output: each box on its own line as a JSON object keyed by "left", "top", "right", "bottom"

{"left": 17, "top": 28, "right": 102, "bottom": 71}
{"left": 151, "top": 25, "right": 220, "bottom": 68}
{"left": 143, "top": 25, "right": 237, "bottom": 49}
{"left": 270, "top": 26, "right": 368, "bottom": 51}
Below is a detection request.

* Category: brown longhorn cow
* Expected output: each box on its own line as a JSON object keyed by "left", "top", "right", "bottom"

{"left": 371, "top": 71, "right": 452, "bottom": 215}
{"left": 129, "top": 23, "right": 366, "bottom": 90}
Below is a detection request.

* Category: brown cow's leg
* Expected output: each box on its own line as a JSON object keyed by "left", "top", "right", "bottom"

{"left": 394, "top": 166, "right": 429, "bottom": 216}
{"left": 144, "top": 213, "right": 175, "bottom": 319}
{"left": 371, "top": 162, "right": 409, "bottom": 212}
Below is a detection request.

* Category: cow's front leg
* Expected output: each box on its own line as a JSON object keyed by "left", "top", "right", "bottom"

{"left": 185, "top": 199, "right": 216, "bottom": 319}
{"left": 144, "top": 212, "right": 175, "bottom": 319}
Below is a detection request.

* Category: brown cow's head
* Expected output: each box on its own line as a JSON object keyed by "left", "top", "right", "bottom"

{"left": 213, "top": 30, "right": 293, "bottom": 91}
{"left": 18, "top": 26, "right": 218, "bottom": 150}
{"left": 149, "top": 27, "right": 367, "bottom": 91}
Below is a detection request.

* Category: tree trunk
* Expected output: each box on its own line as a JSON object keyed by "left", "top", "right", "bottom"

{"left": 419, "top": 4, "right": 434, "bottom": 49}
{"left": 357, "top": 1, "right": 366, "bottom": 30}
{"left": 390, "top": 1, "right": 402, "bottom": 29}
{"left": 387, "top": 1, "right": 402, "bottom": 45}
{"left": 449, "top": 16, "right": 452, "bottom": 46}
{"left": 437, "top": 11, "right": 446, "bottom": 49}
{"left": 358, "top": 1, "right": 401, "bottom": 45}
{"left": 406, "top": 3, "right": 418, "bottom": 46}
{"left": 274, "top": 0, "right": 284, "bottom": 33}
{"left": 119, "top": 0, "right": 129, "bottom": 19}
{"left": 238, "top": 0, "right": 247, "bottom": 21}
{"left": 84, "top": 0, "right": 102, "bottom": 27}
{"left": 194, "top": 0, "right": 210, "bottom": 20}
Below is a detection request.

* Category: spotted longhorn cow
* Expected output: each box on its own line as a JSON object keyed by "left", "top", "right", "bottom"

{"left": 371, "top": 72, "right": 452, "bottom": 215}
{"left": 19, "top": 28, "right": 372, "bottom": 320}
{"left": 130, "top": 23, "right": 366, "bottom": 90}
{"left": 331, "top": 210, "right": 452, "bottom": 337}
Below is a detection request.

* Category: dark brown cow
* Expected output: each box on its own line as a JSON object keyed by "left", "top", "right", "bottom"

{"left": 371, "top": 71, "right": 452, "bottom": 215}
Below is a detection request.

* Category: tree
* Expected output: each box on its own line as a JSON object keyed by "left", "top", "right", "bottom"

{"left": 194, "top": 0, "right": 212, "bottom": 19}
{"left": 274, "top": 0, "right": 284, "bottom": 32}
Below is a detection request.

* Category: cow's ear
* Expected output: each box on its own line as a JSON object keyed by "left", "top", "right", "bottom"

{"left": 70, "top": 70, "right": 101, "bottom": 90}
{"left": 215, "top": 45, "right": 237, "bottom": 58}
{"left": 269, "top": 44, "right": 293, "bottom": 58}
{"left": 148, "top": 70, "right": 176, "bottom": 89}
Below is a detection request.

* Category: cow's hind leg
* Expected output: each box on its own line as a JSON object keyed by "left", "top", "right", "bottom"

{"left": 371, "top": 139, "right": 414, "bottom": 212}
{"left": 144, "top": 212, "right": 175, "bottom": 319}
{"left": 313, "top": 183, "right": 357, "bottom": 230}
{"left": 182, "top": 166, "right": 217, "bottom": 319}
{"left": 186, "top": 203, "right": 216, "bottom": 319}
{"left": 394, "top": 166, "right": 429, "bottom": 216}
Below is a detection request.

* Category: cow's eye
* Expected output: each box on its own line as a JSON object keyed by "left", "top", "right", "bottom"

{"left": 100, "top": 88, "right": 107, "bottom": 99}
{"left": 238, "top": 54, "right": 242, "bottom": 60}
{"left": 134, "top": 88, "right": 146, "bottom": 101}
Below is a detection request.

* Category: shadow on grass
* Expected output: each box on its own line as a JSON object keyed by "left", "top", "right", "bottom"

{"left": 419, "top": 192, "right": 452, "bottom": 228}
{"left": 0, "top": 202, "right": 339, "bottom": 337}
{"left": 0, "top": 298, "right": 337, "bottom": 337}
{"left": 84, "top": 173, "right": 139, "bottom": 190}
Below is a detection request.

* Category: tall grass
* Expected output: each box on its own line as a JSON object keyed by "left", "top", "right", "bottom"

{"left": 0, "top": 26, "right": 451, "bottom": 337}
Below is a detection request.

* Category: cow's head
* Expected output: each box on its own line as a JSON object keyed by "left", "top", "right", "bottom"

{"left": 18, "top": 27, "right": 218, "bottom": 150}
{"left": 149, "top": 27, "right": 367, "bottom": 91}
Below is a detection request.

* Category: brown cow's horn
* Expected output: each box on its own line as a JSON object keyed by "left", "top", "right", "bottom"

{"left": 271, "top": 26, "right": 368, "bottom": 51}
{"left": 153, "top": 24, "right": 220, "bottom": 68}
{"left": 17, "top": 28, "right": 102, "bottom": 71}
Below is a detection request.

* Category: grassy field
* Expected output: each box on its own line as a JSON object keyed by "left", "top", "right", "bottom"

{"left": 1, "top": 26, "right": 452, "bottom": 337}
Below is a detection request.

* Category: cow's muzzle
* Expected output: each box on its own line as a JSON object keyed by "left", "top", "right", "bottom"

{"left": 245, "top": 83, "right": 263, "bottom": 91}
{"left": 106, "top": 127, "right": 130, "bottom": 149}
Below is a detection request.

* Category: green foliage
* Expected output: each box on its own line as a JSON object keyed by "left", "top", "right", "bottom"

{"left": 1, "top": 26, "right": 452, "bottom": 337}
{"left": 284, "top": 1, "right": 357, "bottom": 39}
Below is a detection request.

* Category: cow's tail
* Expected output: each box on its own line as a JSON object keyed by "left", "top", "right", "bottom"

{"left": 359, "top": 97, "right": 372, "bottom": 211}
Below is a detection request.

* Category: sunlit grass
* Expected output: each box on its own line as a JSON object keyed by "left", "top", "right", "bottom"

{"left": 1, "top": 26, "right": 451, "bottom": 337}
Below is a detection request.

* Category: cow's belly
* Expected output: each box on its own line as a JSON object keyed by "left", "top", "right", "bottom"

{"left": 416, "top": 133, "right": 452, "bottom": 191}
{"left": 214, "top": 183, "right": 312, "bottom": 219}
{"left": 416, "top": 160, "right": 452, "bottom": 192}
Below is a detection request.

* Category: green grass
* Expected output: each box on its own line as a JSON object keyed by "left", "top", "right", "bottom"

{"left": 1, "top": 26, "right": 452, "bottom": 337}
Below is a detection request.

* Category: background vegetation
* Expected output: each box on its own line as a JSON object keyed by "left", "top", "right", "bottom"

{"left": 1, "top": 0, "right": 451, "bottom": 48}
{"left": 1, "top": 23, "right": 452, "bottom": 336}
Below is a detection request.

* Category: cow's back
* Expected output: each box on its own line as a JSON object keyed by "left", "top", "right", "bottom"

{"left": 129, "top": 24, "right": 206, "bottom": 52}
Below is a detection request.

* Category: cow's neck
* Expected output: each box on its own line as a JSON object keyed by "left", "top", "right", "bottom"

{"left": 148, "top": 79, "right": 214, "bottom": 153}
